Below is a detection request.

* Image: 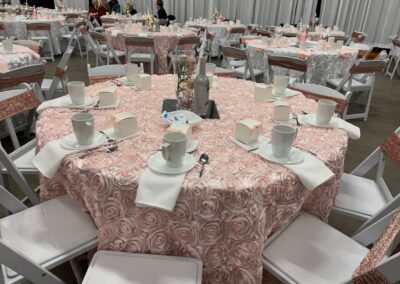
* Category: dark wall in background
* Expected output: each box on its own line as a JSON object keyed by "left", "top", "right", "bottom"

{"left": 25, "top": 0, "right": 55, "bottom": 8}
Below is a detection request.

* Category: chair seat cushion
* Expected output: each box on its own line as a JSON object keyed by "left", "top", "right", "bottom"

{"left": 335, "top": 173, "right": 387, "bottom": 217}
{"left": 326, "top": 78, "right": 370, "bottom": 91}
{"left": 130, "top": 53, "right": 152, "bottom": 61}
{"left": 83, "top": 251, "right": 202, "bottom": 284}
{"left": 263, "top": 212, "right": 369, "bottom": 284}
{"left": 234, "top": 66, "right": 264, "bottom": 79}
{"left": 100, "top": 50, "right": 125, "bottom": 58}
{"left": 41, "top": 78, "right": 63, "bottom": 91}
{"left": 30, "top": 36, "right": 49, "bottom": 41}
{"left": 0, "top": 195, "right": 98, "bottom": 278}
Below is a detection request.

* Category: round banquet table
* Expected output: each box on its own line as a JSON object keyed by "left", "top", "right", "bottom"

{"left": 0, "top": 16, "right": 68, "bottom": 55}
{"left": 247, "top": 39, "right": 358, "bottom": 85}
{"left": 37, "top": 75, "right": 348, "bottom": 283}
{"left": 184, "top": 21, "right": 245, "bottom": 57}
{"left": 106, "top": 25, "right": 196, "bottom": 75}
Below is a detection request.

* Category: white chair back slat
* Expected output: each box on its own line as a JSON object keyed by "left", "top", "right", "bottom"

{"left": 0, "top": 184, "right": 27, "bottom": 214}
{"left": 0, "top": 240, "right": 64, "bottom": 284}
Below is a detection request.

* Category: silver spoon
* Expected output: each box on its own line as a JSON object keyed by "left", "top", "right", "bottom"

{"left": 198, "top": 153, "right": 209, "bottom": 178}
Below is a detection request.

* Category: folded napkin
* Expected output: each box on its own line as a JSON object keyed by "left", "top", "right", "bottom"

{"left": 283, "top": 152, "right": 335, "bottom": 191}
{"left": 32, "top": 140, "right": 78, "bottom": 179}
{"left": 337, "top": 50, "right": 353, "bottom": 58}
{"left": 36, "top": 96, "right": 66, "bottom": 114}
{"left": 135, "top": 168, "right": 186, "bottom": 211}
{"left": 298, "top": 50, "right": 312, "bottom": 59}
{"left": 336, "top": 118, "right": 361, "bottom": 139}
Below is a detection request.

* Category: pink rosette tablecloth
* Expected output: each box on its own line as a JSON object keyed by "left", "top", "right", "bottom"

{"left": 36, "top": 75, "right": 348, "bottom": 283}
{"left": 0, "top": 43, "right": 40, "bottom": 72}
{"left": 105, "top": 26, "right": 196, "bottom": 75}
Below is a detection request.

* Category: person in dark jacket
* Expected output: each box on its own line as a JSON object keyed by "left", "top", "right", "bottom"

{"left": 155, "top": 0, "right": 167, "bottom": 19}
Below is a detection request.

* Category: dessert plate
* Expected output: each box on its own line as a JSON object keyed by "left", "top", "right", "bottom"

{"left": 60, "top": 96, "right": 98, "bottom": 108}
{"left": 257, "top": 143, "right": 305, "bottom": 164}
{"left": 148, "top": 152, "right": 197, "bottom": 175}
{"left": 59, "top": 131, "right": 107, "bottom": 150}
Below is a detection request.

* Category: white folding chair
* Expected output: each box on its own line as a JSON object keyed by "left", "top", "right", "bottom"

{"left": 89, "top": 31, "right": 125, "bottom": 66}
{"left": 41, "top": 46, "right": 74, "bottom": 100}
{"left": 292, "top": 83, "right": 349, "bottom": 116}
{"left": 346, "top": 31, "right": 367, "bottom": 45}
{"left": 216, "top": 47, "right": 263, "bottom": 82}
{"left": 327, "top": 60, "right": 386, "bottom": 121}
{"left": 262, "top": 207, "right": 400, "bottom": 284}
{"left": 0, "top": 185, "right": 98, "bottom": 284}
{"left": 168, "top": 36, "right": 200, "bottom": 71}
{"left": 333, "top": 127, "right": 400, "bottom": 221}
{"left": 124, "top": 36, "right": 156, "bottom": 74}
{"left": 87, "top": 64, "right": 125, "bottom": 85}
{"left": 0, "top": 63, "right": 46, "bottom": 147}
{"left": 218, "top": 26, "right": 246, "bottom": 59}
{"left": 0, "top": 22, "right": 6, "bottom": 40}
{"left": 83, "top": 251, "right": 202, "bottom": 284}
{"left": 62, "top": 20, "right": 86, "bottom": 58}
{"left": 385, "top": 38, "right": 400, "bottom": 79}
{"left": 26, "top": 22, "right": 54, "bottom": 62}
{"left": 268, "top": 55, "right": 309, "bottom": 85}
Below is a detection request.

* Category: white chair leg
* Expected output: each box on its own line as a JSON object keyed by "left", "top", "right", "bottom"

{"left": 48, "top": 36, "right": 55, "bottom": 62}
{"left": 4, "top": 118, "right": 20, "bottom": 149}
{"left": 69, "top": 259, "right": 83, "bottom": 284}
{"left": 77, "top": 39, "right": 83, "bottom": 58}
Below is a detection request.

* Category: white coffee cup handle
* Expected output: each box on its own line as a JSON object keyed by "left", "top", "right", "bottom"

{"left": 161, "top": 143, "right": 171, "bottom": 161}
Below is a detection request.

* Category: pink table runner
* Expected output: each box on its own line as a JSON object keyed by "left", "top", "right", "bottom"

{"left": 106, "top": 26, "right": 196, "bottom": 75}
{"left": 37, "top": 75, "right": 348, "bottom": 283}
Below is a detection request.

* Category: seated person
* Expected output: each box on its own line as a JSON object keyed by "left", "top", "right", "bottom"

{"left": 126, "top": 3, "right": 137, "bottom": 16}
{"left": 155, "top": 0, "right": 167, "bottom": 19}
{"left": 110, "top": 0, "right": 121, "bottom": 13}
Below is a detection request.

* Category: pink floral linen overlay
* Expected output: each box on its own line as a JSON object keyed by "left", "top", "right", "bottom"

{"left": 106, "top": 26, "right": 196, "bottom": 74}
{"left": 37, "top": 75, "right": 348, "bottom": 283}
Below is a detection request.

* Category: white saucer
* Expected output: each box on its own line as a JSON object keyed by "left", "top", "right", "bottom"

{"left": 272, "top": 89, "right": 299, "bottom": 98}
{"left": 59, "top": 131, "right": 108, "bottom": 150}
{"left": 257, "top": 143, "right": 305, "bottom": 164}
{"left": 230, "top": 136, "right": 268, "bottom": 152}
{"left": 60, "top": 96, "right": 98, "bottom": 108}
{"left": 301, "top": 114, "right": 338, "bottom": 128}
{"left": 167, "top": 110, "right": 203, "bottom": 126}
{"left": 187, "top": 140, "right": 198, "bottom": 153}
{"left": 147, "top": 152, "right": 197, "bottom": 175}
{"left": 118, "top": 77, "right": 136, "bottom": 86}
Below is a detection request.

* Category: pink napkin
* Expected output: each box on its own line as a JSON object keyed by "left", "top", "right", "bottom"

{"left": 0, "top": 60, "right": 9, "bottom": 72}
{"left": 298, "top": 50, "right": 312, "bottom": 59}
{"left": 337, "top": 50, "right": 352, "bottom": 58}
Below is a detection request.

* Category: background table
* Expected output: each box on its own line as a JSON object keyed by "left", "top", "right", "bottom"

{"left": 247, "top": 40, "right": 358, "bottom": 84}
{"left": 185, "top": 21, "right": 245, "bottom": 57}
{"left": 0, "top": 43, "right": 40, "bottom": 72}
{"left": 106, "top": 26, "right": 196, "bottom": 75}
{"left": 37, "top": 75, "right": 348, "bottom": 283}
{"left": 0, "top": 16, "right": 68, "bottom": 55}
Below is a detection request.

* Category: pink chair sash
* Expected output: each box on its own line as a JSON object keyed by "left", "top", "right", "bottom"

{"left": 0, "top": 89, "right": 40, "bottom": 121}
{"left": 381, "top": 132, "right": 400, "bottom": 168}
{"left": 352, "top": 209, "right": 400, "bottom": 283}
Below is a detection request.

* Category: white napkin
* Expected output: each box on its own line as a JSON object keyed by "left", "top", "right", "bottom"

{"left": 32, "top": 140, "right": 78, "bottom": 179}
{"left": 232, "top": 139, "right": 335, "bottom": 191}
{"left": 36, "top": 96, "right": 66, "bottom": 114}
{"left": 336, "top": 118, "right": 361, "bottom": 139}
{"left": 135, "top": 168, "right": 186, "bottom": 211}
{"left": 283, "top": 152, "right": 335, "bottom": 191}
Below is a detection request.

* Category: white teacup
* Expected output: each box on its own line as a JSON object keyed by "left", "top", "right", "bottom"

{"left": 125, "top": 63, "right": 138, "bottom": 83}
{"left": 67, "top": 81, "right": 85, "bottom": 105}
{"left": 71, "top": 113, "right": 95, "bottom": 146}
{"left": 273, "top": 75, "right": 289, "bottom": 96}
{"left": 2, "top": 40, "right": 13, "bottom": 52}
{"left": 299, "top": 41, "right": 307, "bottom": 51}
{"left": 316, "top": 99, "right": 337, "bottom": 125}
{"left": 271, "top": 125, "right": 297, "bottom": 158}
{"left": 337, "top": 40, "right": 344, "bottom": 49}
{"left": 161, "top": 132, "right": 187, "bottom": 168}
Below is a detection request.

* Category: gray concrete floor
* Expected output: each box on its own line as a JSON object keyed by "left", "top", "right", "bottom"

{"left": 1, "top": 53, "right": 400, "bottom": 283}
